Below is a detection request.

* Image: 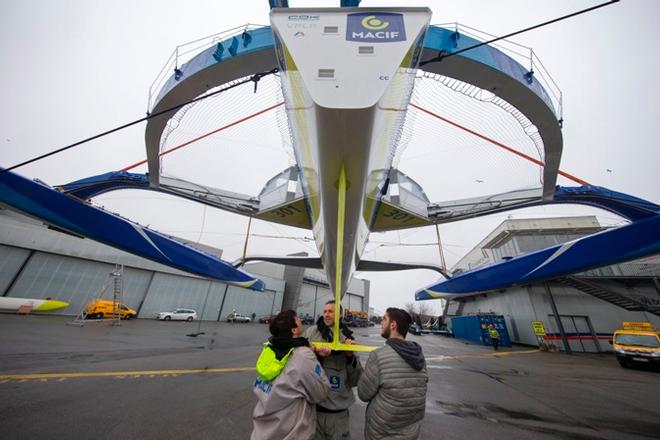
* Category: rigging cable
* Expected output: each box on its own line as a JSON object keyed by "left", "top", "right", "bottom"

{"left": 420, "top": 0, "right": 619, "bottom": 66}
{"left": 1, "top": 68, "right": 279, "bottom": 174}
{"left": 121, "top": 101, "right": 284, "bottom": 171}
{"left": 3, "top": 0, "right": 619, "bottom": 174}
{"left": 410, "top": 103, "right": 589, "bottom": 185}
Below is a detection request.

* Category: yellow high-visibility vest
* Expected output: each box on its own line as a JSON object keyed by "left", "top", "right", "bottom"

{"left": 488, "top": 328, "right": 500, "bottom": 339}
{"left": 255, "top": 344, "right": 295, "bottom": 381}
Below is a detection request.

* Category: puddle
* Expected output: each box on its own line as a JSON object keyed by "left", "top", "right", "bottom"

{"left": 432, "top": 400, "right": 607, "bottom": 440}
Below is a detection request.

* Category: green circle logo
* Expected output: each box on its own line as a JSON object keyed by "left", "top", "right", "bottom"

{"left": 361, "top": 15, "right": 389, "bottom": 31}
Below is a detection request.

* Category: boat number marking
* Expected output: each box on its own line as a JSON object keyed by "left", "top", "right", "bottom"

{"left": 383, "top": 208, "right": 415, "bottom": 222}
{"left": 274, "top": 205, "right": 303, "bottom": 218}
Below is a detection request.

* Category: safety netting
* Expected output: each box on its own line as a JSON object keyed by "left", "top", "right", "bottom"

{"left": 140, "top": 23, "right": 579, "bottom": 216}
{"left": 155, "top": 72, "right": 293, "bottom": 197}
{"left": 153, "top": 75, "right": 564, "bottom": 208}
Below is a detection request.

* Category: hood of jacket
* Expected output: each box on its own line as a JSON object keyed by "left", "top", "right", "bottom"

{"left": 269, "top": 336, "right": 309, "bottom": 360}
{"left": 255, "top": 337, "right": 310, "bottom": 381}
{"left": 386, "top": 338, "right": 426, "bottom": 371}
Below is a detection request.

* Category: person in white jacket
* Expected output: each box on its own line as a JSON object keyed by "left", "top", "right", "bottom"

{"left": 251, "top": 310, "right": 330, "bottom": 440}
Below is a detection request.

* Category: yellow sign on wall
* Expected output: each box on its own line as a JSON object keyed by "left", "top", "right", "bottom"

{"left": 531, "top": 321, "right": 546, "bottom": 336}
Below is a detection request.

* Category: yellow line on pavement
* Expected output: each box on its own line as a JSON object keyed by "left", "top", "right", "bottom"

{"left": 0, "top": 367, "right": 254, "bottom": 382}
{"left": 426, "top": 349, "right": 539, "bottom": 362}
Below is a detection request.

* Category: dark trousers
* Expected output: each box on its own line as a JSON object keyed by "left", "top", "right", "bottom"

{"left": 492, "top": 338, "right": 499, "bottom": 351}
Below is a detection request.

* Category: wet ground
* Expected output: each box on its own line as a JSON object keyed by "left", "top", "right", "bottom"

{"left": 1, "top": 314, "right": 659, "bottom": 439}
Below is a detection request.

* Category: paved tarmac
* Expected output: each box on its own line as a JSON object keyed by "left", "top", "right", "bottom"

{"left": 1, "top": 314, "right": 659, "bottom": 440}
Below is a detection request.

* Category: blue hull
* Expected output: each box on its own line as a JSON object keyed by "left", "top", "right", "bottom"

{"left": 418, "top": 214, "right": 660, "bottom": 299}
{"left": 0, "top": 169, "right": 264, "bottom": 291}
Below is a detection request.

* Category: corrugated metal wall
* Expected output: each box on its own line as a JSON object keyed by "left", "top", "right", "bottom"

{"left": 220, "top": 286, "right": 283, "bottom": 321}
{"left": 0, "top": 241, "right": 287, "bottom": 321}
{"left": 0, "top": 244, "right": 31, "bottom": 294}
{"left": 2, "top": 249, "right": 153, "bottom": 315}
{"left": 0, "top": 212, "right": 368, "bottom": 322}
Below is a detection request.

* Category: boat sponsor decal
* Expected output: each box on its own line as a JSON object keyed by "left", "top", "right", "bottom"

{"left": 130, "top": 224, "right": 172, "bottom": 262}
{"left": 346, "top": 12, "right": 406, "bottom": 43}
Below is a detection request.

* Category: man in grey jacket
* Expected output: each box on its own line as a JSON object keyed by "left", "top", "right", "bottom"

{"left": 304, "top": 300, "right": 363, "bottom": 439}
{"left": 251, "top": 310, "right": 330, "bottom": 440}
{"left": 358, "top": 307, "right": 428, "bottom": 440}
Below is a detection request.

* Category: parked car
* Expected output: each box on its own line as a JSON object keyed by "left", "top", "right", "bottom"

{"left": 227, "top": 313, "right": 251, "bottom": 323}
{"left": 157, "top": 308, "right": 197, "bottom": 321}
{"left": 344, "top": 316, "right": 370, "bottom": 328}
{"left": 258, "top": 315, "right": 276, "bottom": 324}
{"left": 85, "top": 299, "right": 137, "bottom": 320}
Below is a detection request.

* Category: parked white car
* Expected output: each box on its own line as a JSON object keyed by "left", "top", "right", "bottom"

{"left": 226, "top": 313, "right": 251, "bottom": 323}
{"left": 157, "top": 308, "right": 197, "bottom": 321}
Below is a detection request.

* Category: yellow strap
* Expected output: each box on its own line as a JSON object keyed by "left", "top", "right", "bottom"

{"left": 314, "top": 341, "right": 377, "bottom": 353}
{"left": 333, "top": 164, "right": 347, "bottom": 348}
{"left": 331, "top": 164, "right": 378, "bottom": 353}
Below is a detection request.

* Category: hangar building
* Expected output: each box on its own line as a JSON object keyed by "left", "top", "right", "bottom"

{"left": 444, "top": 216, "right": 660, "bottom": 353}
{"left": 0, "top": 209, "right": 369, "bottom": 321}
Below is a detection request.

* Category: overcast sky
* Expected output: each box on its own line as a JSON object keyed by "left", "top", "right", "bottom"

{"left": 1, "top": 0, "right": 659, "bottom": 315}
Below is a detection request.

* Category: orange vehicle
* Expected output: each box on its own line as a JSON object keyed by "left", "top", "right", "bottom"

{"left": 85, "top": 299, "right": 137, "bottom": 320}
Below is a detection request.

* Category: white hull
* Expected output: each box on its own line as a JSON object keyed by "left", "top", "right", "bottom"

{"left": 0, "top": 297, "right": 70, "bottom": 312}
